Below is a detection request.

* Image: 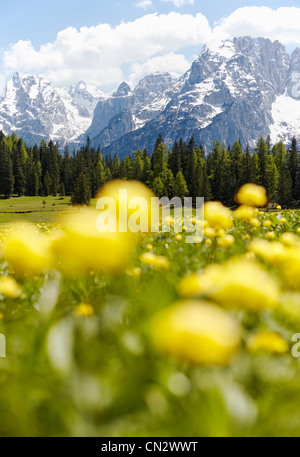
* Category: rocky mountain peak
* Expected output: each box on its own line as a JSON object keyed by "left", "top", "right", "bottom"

{"left": 113, "top": 82, "right": 132, "bottom": 97}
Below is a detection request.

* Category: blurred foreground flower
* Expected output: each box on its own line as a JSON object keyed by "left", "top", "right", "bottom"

{"left": 0, "top": 276, "right": 22, "bottom": 298}
{"left": 96, "top": 179, "right": 158, "bottom": 233}
{"left": 247, "top": 330, "right": 288, "bottom": 355}
{"left": 204, "top": 202, "right": 233, "bottom": 230}
{"left": 140, "top": 252, "right": 170, "bottom": 270}
{"left": 150, "top": 300, "right": 241, "bottom": 365}
{"left": 234, "top": 205, "right": 256, "bottom": 221}
{"left": 178, "top": 259, "right": 280, "bottom": 312}
{"left": 52, "top": 209, "right": 134, "bottom": 276}
{"left": 4, "top": 224, "right": 52, "bottom": 276}
{"left": 74, "top": 303, "right": 94, "bottom": 317}
{"left": 235, "top": 184, "right": 268, "bottom": 207}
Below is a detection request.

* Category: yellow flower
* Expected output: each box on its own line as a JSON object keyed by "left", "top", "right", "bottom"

{"left": 247, "top": 330, "right": 288, "bottom": 354}
{"left": 204, "top": 227, "right": 217, "bottom": 238}
{"left": 126, "top": 267, "right": 142, "bottom": 278}
{"left": 235, "top": 184, "right": 268, "bottom": 207}
{"left": 204, "top": 202, "right": 233, "bottom": 230}
{"left": 178, "top": 259, "right": 280, "bottom": 312}
{"left": 217, "top": 234, "right": 235, "bottom": 248}
{"left": 96, "top": 179, "right": 158, "bottom": 233}
{"left": 248, "top": 239, "right": 285, "bottom": 264}
{"left": 234, "top": 205, "right": 255, "bottom": 221}
{"left": 250, "top": 218, "right": 260, "bottom": 228}
{"left": 279, "top": 218, "right": 287, "bottom": 224}
{"left": 276, "top": 205, "right": 282, "bottom": 210}
{"left": 0, "top": 276, "right": 22, "bottom": 298}
{"left": 280, "top": 232, "right": 297, "bottom": 246}
{"left": 177, "top": 273, "right": 204, "bottom": 298}
{"left": 74, "top": 303, "right": 94, "bottom": 317}
{"left": 146, "top": 244, "right": 154, "bottom": 251}
{"left": 52, "top": 209, "right": 134, "bottom": 276}
{"left": 280, "top": 293, "right": 300, "bottom": 319}
{"left": 150, "top": 300, "right": 241, "bottom": 366}
{"left": 140, "top": 252, "right": 170, "bottom": 270}
{"left": 0, "top": 313, "right": 4, "bottom": 320}
{"left": 266, "top": 231, "right": 276, "bottom": 240}
{"left": 174, "top": 234, "right": 183, "bottom": 242}
{"left": 263, "top": 220, "right": 272, "bottom": 228}
{"left": 4, "top": 224, "right": 52, "bottom": 276}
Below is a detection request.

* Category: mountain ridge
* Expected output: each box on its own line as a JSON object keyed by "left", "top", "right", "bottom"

{"left": 0, "top": 36, "right": 300, "bottom": 154}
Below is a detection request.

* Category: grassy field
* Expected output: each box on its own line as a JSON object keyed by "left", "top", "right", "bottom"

{"left": 0, "top": 196, "right": 73, "bottom": 223}
{"left": 0, "top": 196, "right": 103, "bottom": 223}
{"left": 1, "top": 184, "right": 300, "bottom": 437}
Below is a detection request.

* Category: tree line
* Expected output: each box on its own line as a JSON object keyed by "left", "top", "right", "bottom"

{"left": 0, "top": 130, "right": 299, "bottom": 206}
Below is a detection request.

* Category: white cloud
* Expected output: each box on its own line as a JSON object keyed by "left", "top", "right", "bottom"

{"left": 3, "top": 6, "right": 300, "bottom": 93}
{"left": 3, "top": 12, "right": 211, "bottom": 90}
{"left": 135, "top": 0, "right": 152, "bottom": 9}
{"left": 212, "top": 6, "right": 300, "bottom": 45}
{"left": 161, "top": 0, "right": 194, "bottom": 7}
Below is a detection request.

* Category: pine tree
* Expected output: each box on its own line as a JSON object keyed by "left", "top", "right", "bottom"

{"left": 273, "top": 141, "right": 292, "bottom": 205}
{"left": 265, "top": 155, "right": 279, "bottom": 202}
{"left": 231, "top": 140, "right": 243, "bottom": 194}
{"left": 173, "top": 171, "right": 188, "bottom": 200}
{"left": 43, "top": 171, "right": 52, "bottom": 197}
{"left": 0, "top": 141, "right": 14, "bottom": 197}
{"left": 112, "top": 155, "right": 120, "bottom": 178}
{"left": 60, "top": 182, "right": 66, "bottom": 197}
{"left": 169, "top": 141, "right": 182, "bottom": 177}
{"left": 251, "top": 152, "right": 261, "bottom": 184}
{"left": 162, "top": 169, "right": 175, "bottom": 198}
{"left": 141, "top": 155, "right": 152, "bottom": 186}
{"left": 242, "top": 145, "right": 252, "bottom": 184}
{"left": 133, "top": 150, "right": 144, "bottom": 181}
{"left": 71, "top": 172, "right": 91, "bottom": 206}
{"left": 288, "top": 137, "right": 299, "bottom": 200}
{"left": 255, "top": 137, "right": 269, "bottom": 187}
{"left": 151, "top": 176, "right": 165, "bottom": 198}
{"left": 13, "top": 140, "right": 26, "bottom": 197}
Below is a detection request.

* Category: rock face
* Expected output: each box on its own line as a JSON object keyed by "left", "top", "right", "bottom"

{"left": 1, "top": 37, "right": 300, "bottom": 154}
{"left": 90, "top": 37, "right": 300, "bottom": 157}
{"left": 84, "top": 73, "right": 174, "bottom": 148}
{"left": 0, "top": 74, "right": 104, "bottom": 145}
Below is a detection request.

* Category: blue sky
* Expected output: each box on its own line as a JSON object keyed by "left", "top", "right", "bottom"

{"left": 1, "top": 1, "right": 300, "bottom": 93}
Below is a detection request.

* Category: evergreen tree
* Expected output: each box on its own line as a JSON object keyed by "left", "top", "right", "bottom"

{"left": 13, "top": 140, "right": 26, "bottom": 196}
{"left": 173, "top": 171, "right": 188, "bottom": 200}
{"left": 151, "top": 176, "right": 165, "bottom": 198}
{"left": 265, "top": 155, "right": 279, "bottom": 202}
{"left": 273, "top": 141, "right": 292, "bottom": 205}
{"left": 43, "top": 171, "right": 52, "bottom": 197}
{"left": 288, "top": 137, "right": 299, "bottom": 199}
{"left": 71, "top": 172, "right": 91, "bottom": 206}
{"left": 133, "top": 150, "right": 144, "bottom": 181}
{"left": 255, "top": 137, "right": 269, "bottom": 187}
{"left": 0, "top": 142, "right": 14, "bottom": 197}
{"left": 231, "top": 140, "right": 243, "bottom": 194}
{"left": 242, "top": 145, "right": 252, "bottom": 184}
{"left": 251, "top": 152, "right": 261, "bottom": 184}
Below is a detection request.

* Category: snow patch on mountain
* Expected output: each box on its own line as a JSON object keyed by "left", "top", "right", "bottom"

{"left": 270, "top": 93, "right": 300, "bottom": 143}
{"left": 0, "top": 74, "right": 103, "bottom": 145}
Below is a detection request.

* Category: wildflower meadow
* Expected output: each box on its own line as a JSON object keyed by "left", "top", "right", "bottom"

{"left": 0, "top": 181, "right": 300, "bottom": 437}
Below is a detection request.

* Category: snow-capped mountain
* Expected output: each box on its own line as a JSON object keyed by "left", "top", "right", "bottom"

{"left": 1, "top": 37, "right": 300, "bottom": 154}
{"left": 90, "top": 36, "right": 300, "bottom": 157}
{"left": 0, "top": 73, "right": 104, "bottom": 145}
{"left": 83, "top": 72, "right": 174, "bottom": 147}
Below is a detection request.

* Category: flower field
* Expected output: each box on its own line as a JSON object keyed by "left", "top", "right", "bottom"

{"left": 1, "top": 181, "right": 300, "bottom": 437}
